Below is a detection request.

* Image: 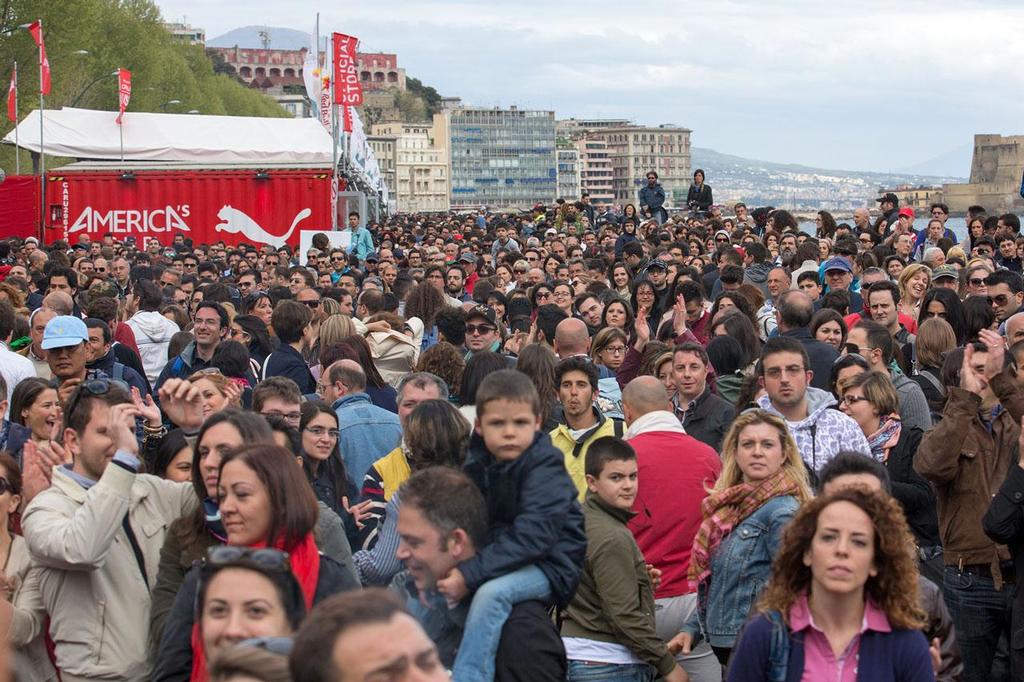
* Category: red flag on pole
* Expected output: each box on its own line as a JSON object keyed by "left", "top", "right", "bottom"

{"left": 342, "top": 105, "right": 353, "bottom": 133}
{"left": 7, "top": 67, "right": 16, "bottom": 122}
{"left": 116, "top": 69, "right": 132, "bottom": 124}
{"left": 331, "top": 33, "right": 363, "bottom": 106}
{"left": 26, "top": 21, "right": 50, "bottom": 95}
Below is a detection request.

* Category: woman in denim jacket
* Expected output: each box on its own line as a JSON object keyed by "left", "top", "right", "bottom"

{"left": 669, "top": 409, "right": 813, "bottom": 666}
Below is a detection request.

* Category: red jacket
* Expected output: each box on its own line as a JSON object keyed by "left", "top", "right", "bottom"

{"left": 627, "top": 429, "right": 721, "bottom": 598}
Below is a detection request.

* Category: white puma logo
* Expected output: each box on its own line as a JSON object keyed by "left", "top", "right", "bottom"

{"left": 214, "top": 206, "right": 311, "bottom": 247}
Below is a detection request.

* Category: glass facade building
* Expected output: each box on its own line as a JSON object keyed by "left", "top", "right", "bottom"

{"left": 446, "top": 107, "right": 556, "bottom": 209}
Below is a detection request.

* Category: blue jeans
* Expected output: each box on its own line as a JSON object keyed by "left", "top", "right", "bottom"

{"left": 452, "top": 565, "right": 551, "bottom": 682}
{"left": 943, "top": 565, "right": 1013, "bottom": 682}
{"left": 567, "top": 661, "right": 654, "bottom": 681}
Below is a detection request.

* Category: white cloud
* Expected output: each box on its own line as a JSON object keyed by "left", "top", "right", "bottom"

{"left": 156, "top": 0, "right": 1024, "bottom": 171}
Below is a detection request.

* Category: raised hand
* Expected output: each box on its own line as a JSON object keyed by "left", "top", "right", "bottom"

{"left": 108, "top": 402, "right": 141, "bottom": 456}
{"left": 223, "top": 380, "right": 243, "bottom": 408}
{"left": 977, "top": 329, "right": 1005, "bottom": 379}
{"left": 157, "top": 378, "right": 203, "bottom": 432}
{"left": 960, "top": 344, "right": 982, "bottom": 393}
{"left": 634, "top": 307, "right": 651, "bottom": 349}
{"left": 131, "top": 387, "right": 162, "bottom": 427}
{"left": 672, "top": 298, "right": 689, "bottom": 336}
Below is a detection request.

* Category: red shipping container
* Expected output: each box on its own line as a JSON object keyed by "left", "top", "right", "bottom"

{"left": 0, "top": 176, "right": 40, "bottom": 241}
{"left": 44, "top": 167, "right": 335, "bottom": 248}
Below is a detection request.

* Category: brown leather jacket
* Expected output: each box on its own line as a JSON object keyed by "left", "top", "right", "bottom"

{"left": 915, "top": 371, "right": 1024, "bottom": 584}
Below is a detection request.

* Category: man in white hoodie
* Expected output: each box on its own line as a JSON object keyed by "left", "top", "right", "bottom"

{"left": 125, "top": 279, "right": 179, "bottom": 385}
{"left": 756, "top": 336, "right": 871, "bottom": 473}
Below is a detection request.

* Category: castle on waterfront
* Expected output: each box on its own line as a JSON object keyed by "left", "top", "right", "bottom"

{"left": 943, "top": 134, "right": 1024, "bottom": 212}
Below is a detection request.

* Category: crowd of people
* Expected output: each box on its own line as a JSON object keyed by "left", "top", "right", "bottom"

{"left": 0, "top": 173, "right": 1023, "bottom": 682}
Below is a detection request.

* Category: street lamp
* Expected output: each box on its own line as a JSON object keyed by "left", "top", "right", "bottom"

{"left": 70, "top": 69, "right": 119, "bottom": 107}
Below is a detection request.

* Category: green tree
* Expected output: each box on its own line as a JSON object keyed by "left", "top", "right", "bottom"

{"left": 0, "top": 0, "right": 287, "bottom": 172}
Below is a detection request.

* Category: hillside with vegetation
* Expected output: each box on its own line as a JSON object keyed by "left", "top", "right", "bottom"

{"left": 0, "top": 0, "right": 287, "bottom": 172}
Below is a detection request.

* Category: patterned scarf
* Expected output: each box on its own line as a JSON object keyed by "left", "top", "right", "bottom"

{"left": 688, "top": 469, "right": 800, "bottom": 588}
{"left": 867, "top": 415, "right": 901, "bottom": 462}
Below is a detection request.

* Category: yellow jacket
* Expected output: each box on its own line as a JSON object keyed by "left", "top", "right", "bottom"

{"left": 549, "top": 411, "right": 625, "bottom": 500}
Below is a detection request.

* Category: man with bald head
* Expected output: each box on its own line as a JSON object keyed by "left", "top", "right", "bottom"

{"left": 622, "top": 376, "right": 722, "bottom": 681}
{"left": 41, "top": 291, "right": 74, "bottom": 317}
{"left": 1004, "top": 311, "right": 1024, "bottom": 349}
{"left": 321, "top": 358, "right": 402, "bottom": 484}
{"left": 554, "top": 317, "right": 615, "bottom": 381}
{"left": 775, "top": 289, "right": 838, "bottom": 390}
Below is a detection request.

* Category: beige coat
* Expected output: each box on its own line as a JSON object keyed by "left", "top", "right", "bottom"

{"left": 22, "top": 463, "right": 196, "bottom": 681}
{"left": 5, "top": 535, "right": 55, "bottom": 682}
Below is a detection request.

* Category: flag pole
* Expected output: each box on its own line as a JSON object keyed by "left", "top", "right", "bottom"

{"left": 37, "top": 23, "right": 45, "bottom": 238}
{"left": 13, "top": 61, "right": 19, "bottom": 175}
{"left": 330, "top": 37, "right": 339, "bottom": 232}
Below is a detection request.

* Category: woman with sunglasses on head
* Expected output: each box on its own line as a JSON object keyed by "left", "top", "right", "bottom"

{"left": 148, "top": 402, "right": 356, "bottom": 654}
{"left": 229, "top": 315, "right": 275, "bottom": 371}
{"left": 0, "top": 453, "right": 56, "bottom": 682}
{"left": 187, "top": 370, "right": 243, "bottom": 423}
{"left": 154, "top": 443, "right": 359, "bottom": 682}
{"left": 241, "top": 292, "right": 274, "bottom": 330}
{"left": 727, "top": 486, "right": 933, "bottom": 682}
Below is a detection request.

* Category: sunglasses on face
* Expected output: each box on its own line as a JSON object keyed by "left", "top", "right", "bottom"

{"left": 300, "top": 299, "right": 321, "bottom": 308}
{"left": 989, "top": 294, "right": 1011, "bottom": 306}
{"left": 465, "top": 324, "right": 496, "bottom": 336}
{"left": 969, "top": 278, "right": 986, "bottom": 286}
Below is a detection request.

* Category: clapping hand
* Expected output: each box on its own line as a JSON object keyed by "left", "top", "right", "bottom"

{"left": 634, "top": 307, "right": 651, "bottom": 349}
{"left": 977, "top": 329, "right": 1005, "bottom": 379}
{"left": 960, "top": 344, "right": 983, "bottom": 393}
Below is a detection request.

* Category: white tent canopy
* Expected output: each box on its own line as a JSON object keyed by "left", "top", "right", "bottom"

{"left": 2, "top": 107, "right": 333, "bottom": 164}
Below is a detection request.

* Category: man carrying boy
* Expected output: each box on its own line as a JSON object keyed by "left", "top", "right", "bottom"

{"left": 438, "top": 369, "right": 585, "bottom": 682}
{"left": 561, "top": 436, "right": 689, "bottom": 681}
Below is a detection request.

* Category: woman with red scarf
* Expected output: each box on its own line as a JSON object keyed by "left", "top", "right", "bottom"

{"left": 668, "top": 409, "right": 813, "bottom": 667}
{"left": 151, "top": 444, "right": 360, "bottom": 682}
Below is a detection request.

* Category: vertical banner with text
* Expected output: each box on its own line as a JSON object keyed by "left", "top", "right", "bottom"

{"left": 331, "top": 33, "right": 363, "bottom": 106}
{"left": 116, "top": 69, "right": 132, "bottom": 124}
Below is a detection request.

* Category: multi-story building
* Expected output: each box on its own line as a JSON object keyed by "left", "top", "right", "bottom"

{"left": 587, "top": 124, "right": 692, "bottom": 208}
{"left": 163, "top": 21, "right": 205, "bottom": 46}
{"left": 208, "top": 46, "right": 406, "bottom": 93}
{"left": 557, "top": 118, "right": 632, "bottom": 142}
{"left": 875, "top": 185, "right": 944, "bottom": 212}
{"left": 556, "top": 148, "right": 581, "bottom": 201}
{"left": 436, "top": 106, "right": 556, "bottom": 210}
{"left": 367, "top": 133, "right": 398, "bottom": 208}
{"left": 357, "top": 53, "right": 406, "bottom": 91}
{"left": 575, "top": 138, "right": 614, "bottom": 205}
{"left": 370, "top": 123, "right": 449, "bottom": 213}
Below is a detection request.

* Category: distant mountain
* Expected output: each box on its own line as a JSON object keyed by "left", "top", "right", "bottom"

{"left": 689, "top": 147, "right": 966, "bottom": 211}
{"left": 208, "top": 26, "right": 312, "bottom": 50}
{"left": 896, "top": 143, "right": 973, "bottom": 178}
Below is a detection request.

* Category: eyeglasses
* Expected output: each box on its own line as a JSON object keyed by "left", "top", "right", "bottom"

{"left": 299, "top": 299, "right": 321, "bottom": 308}
{"left": 194, "top": 367, "right": 223, "bottom": 377}
{"left": 304, "top": 426, "right": 340, "bottom": 439}
{"left": 988, "top": 294, "right": 1011, "bottom": 306}
{"left": 465, "top": 324, "right": 496, "bottom": 336}
{"left": 536, "top": 292, "right": 551, "bottom": 300}
{"left": 969, "top": 278, "right": 986, "bottom": 286}
{"left": 262, "top": 409, "right": 301, "bottom": 425}
{"left": 603, "top": 345, "right": 626, "bottom": 355}
{"left": 841, "top": 394, "right": 870, "bottom": 407}
{"left": 842, "top": 342, "right": 861, "bottom": 355}
{"left": 206, "top": 546, "right": 291, "bottom": 572}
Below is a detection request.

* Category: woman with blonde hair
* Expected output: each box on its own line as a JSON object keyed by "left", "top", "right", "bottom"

{"left": 187, "top": 369, "right": 243, "bottom": 422}
{"left": 898, "top": 263, "right": 932, "bottom": 325}
{"left": 318, "top": 314, "right": 358, "bottom": 350}
{"left": 727, "top": 486, "right": 932, "bottom": 681}
{"left": 670, "top": 409, "right": 812, "bottom": 666}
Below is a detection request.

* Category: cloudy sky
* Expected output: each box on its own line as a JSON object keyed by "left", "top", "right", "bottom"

{"left": 156, "top": 0, "right": 1024, "bottom": 174}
